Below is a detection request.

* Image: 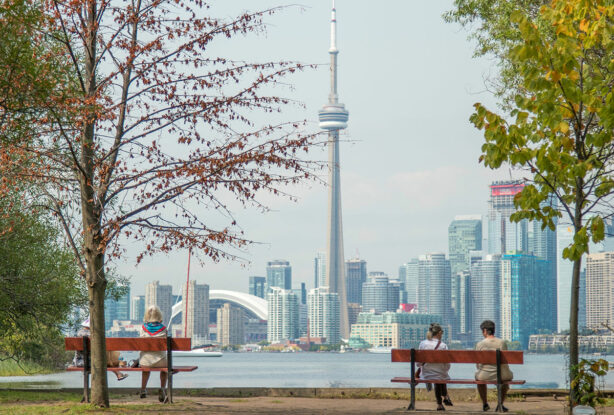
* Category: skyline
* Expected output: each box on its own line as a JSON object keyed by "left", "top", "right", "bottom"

{"left": 117, "top": 1, "right": 509, "bottom": 297}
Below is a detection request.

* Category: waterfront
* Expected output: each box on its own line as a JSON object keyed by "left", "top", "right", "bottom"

{"left": 1, "top": 352, "right": 613, "bottom": 390}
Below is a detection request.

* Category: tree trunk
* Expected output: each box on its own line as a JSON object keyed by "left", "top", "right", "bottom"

{"left": 86, "top": 251, "right": 108, "bottom": 407}
{"left": 568, "top": 187, "right": 583, "bottom": 411}
{"left": 81, "top": 0, "right": 107, "bottom": 405}
{"left": 568, "top": 256, "right": 581, "bottom": 410}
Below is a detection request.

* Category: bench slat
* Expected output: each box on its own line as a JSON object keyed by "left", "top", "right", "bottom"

{"left": 65, "top": 337, "right": 191, "bottom": 351}
{"left": 391, "top": 376, "right": 526, "bottom": 385}
{"left": 391, "top": 349, "right": 523, "bottom": 364}
{"left": 66, "top": 365, "right": 198, "bottom": 372}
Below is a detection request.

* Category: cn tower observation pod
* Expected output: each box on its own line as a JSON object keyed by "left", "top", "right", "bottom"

{"left": 319, "top": 104, "right": 349, "bottom": 130}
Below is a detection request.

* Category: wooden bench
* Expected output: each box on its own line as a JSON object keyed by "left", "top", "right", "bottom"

{"left": 391, "top": 348, "right": 525, "bottom": 412}
{"left": 65, "top": 336, "right": 198, "bottom": 403}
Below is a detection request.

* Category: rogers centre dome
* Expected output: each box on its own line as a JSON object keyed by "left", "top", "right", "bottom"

{"left": 169, "top": 290, "right": 267, "bottom": 325}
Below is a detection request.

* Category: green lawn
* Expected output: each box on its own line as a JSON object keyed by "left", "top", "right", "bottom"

{"left": 0, "top": 360, "right": 57, "bottom": 377}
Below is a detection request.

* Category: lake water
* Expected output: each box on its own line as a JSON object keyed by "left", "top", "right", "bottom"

{"left": 1, "top": 353, "right": 613, "bottom": 389}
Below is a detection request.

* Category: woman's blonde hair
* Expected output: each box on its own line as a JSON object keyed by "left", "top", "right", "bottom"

{"left": 144, "top": 305, "right": 163, "bottom": 323}
{"left": 426, "top": 323, "right": 443, "bottom": 340}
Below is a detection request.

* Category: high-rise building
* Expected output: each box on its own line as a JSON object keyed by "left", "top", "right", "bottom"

{"left": 130, "top": 295, "right": 145, "bottom": 322}
{"left": 346, "top": 258, "right": 367, "bottom": 304}
{"left": 585, "top": 252, "right": 614, "bottom": 329}
{"left": 308, "top": 287, "right": 340, "bottom": 344}
{"left": 314, "top": 252, "right": 326, "bottom": 288}
{"left": 319, "top": 1, "right": 350, "bottom": 339}
{"left": 181, "top": 280, "right": 209, "bottom": 341}
{"left": 488, "top": 181, "right": 528, "bottom": 255}
{"left": 399, "top": 259, "right": 419, "bottom": 305}
{"left": 145, "top": 281, "right": 173, "bottom": 325}
{"left": 104, "top": 287, "right": 130, "bottom": 330}
{"left": 249, "top": 276, "right": 266, "bottom": 299}
{"left": 500, "top": 252, "right": 553, "bottom": 347}
{"left": 266, "top": 260, "right": 292, "bottom": 292}
{"left": 452, "top": 271, "right": 472, "bottom": 339}
{"left": 528, "top": 198, "right": 558, "bottom": 331}
{"left": 449, "top": 215, "right": 483, "bottom": 275}
{"left": 417, "top": 253, "right": 452, "bottom": 325}
{"left": 470, "top": 254, "right": 501, "bottom": 342}
{"left": 217, "top": 303, "right": 244, "bottom": 346}
{"left": 362, "top": 274, "right": 400, "bottom": 314}
{"left": 267, "top": 287, "right": 299, "bottom": 343}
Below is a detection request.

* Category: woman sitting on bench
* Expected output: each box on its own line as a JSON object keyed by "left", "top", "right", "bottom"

{"left": 418, "top": 323, "right": 453, "bottom": 411}
{"left": 139, "top": 305, "right": 169, "bottom": 403}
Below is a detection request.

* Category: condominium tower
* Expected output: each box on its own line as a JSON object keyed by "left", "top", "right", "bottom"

{"left": 217, "top": 303, "right": 245, "bottom": 346}
{"left": 181, "top": 280, "right": 209, "bottom": 340}
{"left": 266, "top": 260, "right": 292, "bottom": 292}
{"left": 249, "top": 276, "right": 266, "bottom": 299}
{"left": 307, "top": 287, "right": 340, "bottom": 344}
{"left": 417, "top": 253, "right": 452, "bottom": 323}
{"left": 346, "top": 258, "right": 367, "bottom": 304}
{"left": 267, "top": 287, "right": 299, "bottom": 343}
{"left": 145, "top": 281, "right": 173, "bottom": 325}
{"left": 585, "top": 252, "right": 614, "bottom": 329}
{"left": 130, "top": 295, "right": 145, "bottom": 322}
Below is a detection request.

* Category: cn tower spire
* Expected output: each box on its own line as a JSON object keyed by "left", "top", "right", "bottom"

{"left": 318, "top": 0, "right": 350, "bottom": 339}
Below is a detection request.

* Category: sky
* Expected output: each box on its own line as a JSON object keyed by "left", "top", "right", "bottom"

{"left": 119, "top": 0, "right": 507, "bottom": 297}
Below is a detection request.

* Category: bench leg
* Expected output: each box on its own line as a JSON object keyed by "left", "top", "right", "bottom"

{"left": 495, "top": 383, "right": 503, "bottom": 412}
{"left": 407, "top": 382, "right": 415, "bottom": 411}
{"left": 82, "top": 370, "right": 89, "bottom": 403}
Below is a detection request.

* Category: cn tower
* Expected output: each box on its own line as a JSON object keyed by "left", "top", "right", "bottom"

{"left": 318, "top": 0, "right": 350, "bottom": 339}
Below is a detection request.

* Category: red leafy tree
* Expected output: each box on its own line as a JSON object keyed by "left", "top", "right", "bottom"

{"left": 1, "top": 0, "right": 320, "bottom": 406}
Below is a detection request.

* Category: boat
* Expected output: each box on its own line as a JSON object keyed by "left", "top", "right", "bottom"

{"left": 172, "top": 348, "right": 223, "bottom": 357}
{"left": 367, "top": 347, "right": 392, "bottom": 354}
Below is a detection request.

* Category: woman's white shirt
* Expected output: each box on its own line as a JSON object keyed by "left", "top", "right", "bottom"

{"left": 417, "top": 338, "right": 451, "bottom": 380}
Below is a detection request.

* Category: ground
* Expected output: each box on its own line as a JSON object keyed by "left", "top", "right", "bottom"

{"left": 0, "top": 389, "right": 612, "bottom": 414}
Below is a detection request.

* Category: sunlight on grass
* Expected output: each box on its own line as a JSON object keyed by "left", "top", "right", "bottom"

{"left": 0, "top": 360, "right": 56, "bottom": 377}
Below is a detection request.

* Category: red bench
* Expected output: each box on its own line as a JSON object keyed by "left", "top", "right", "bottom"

{"left": 65, "top": 336, "right": 198, "bottom": 403}
{"left": 391, "top": 348, "right": 525, "bottom": 412}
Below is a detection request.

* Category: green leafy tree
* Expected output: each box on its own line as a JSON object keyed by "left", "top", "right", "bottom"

{"left": 0, "top": 196, "right": 82, "bottom": 369}
{"left": 466, "top": 0, "right": 614, "bottom": 407}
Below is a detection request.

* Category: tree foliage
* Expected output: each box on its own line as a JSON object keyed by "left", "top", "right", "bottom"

{"left": 0, "top": 0, "right": 319, "bottom": 406}
{"left": 0, "top": 196, "right": 82, "bottom": 369}
{"left": 464, "top": 0, "right": 614, "bottom": 407}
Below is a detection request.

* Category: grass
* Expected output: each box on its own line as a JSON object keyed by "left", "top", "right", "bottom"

{"left": 229, "top": 398, "right": 248, "bottom": 403}
{"left": 0, "top": 360, "right": 57, "bottom": 377}
{"left": 0, "top": 390, "right": 81, "bottom": 404}
{"left": 0, "top": 403, "right": 169, "bottom": 414}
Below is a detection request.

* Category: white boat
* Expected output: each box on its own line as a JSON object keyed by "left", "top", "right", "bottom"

{"left": 367, "top": 347, "right": 392, "bottom": 354}
{"left": 172, "top": 348, "right": 223, "bottom": 357}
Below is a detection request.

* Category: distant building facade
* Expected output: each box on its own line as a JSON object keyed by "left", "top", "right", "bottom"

{"left": 266, "top": 260, "right": 292, "bottom": 292}
{"left": 470, "top": 254, "right": 501, "bottom": 341}
{"left": 130, "top": 295, "right": 145, "bottom": 322}
{"left": 500, "top": 252, "right": 553, "bottom": 347}
{"left": 349, "top": 312, "right": 443, "bottom": 349}
{"left": 182, "top": 280, "right": 209, "bottom": 341}
{"left": 346, "top": 258, "right": 367, "bottom": 304}
{"left": 314, "top": 252, "right": 326, "bottom": 289}
{"left": 145, "top": 281, "right": 173, "bottom": 325}
{"left": 267, "top": 287, "right": 299, "bottom": 343}
{"left": 307, "top": 287, "right": 340, "bottom": 344}
{"left": 449, "top": 215, "right": 482, "bottom": 275}
{"left": 217, "top": 303, "right": 245, "bottom": 346}
{"left": 249, "top": 276, "right": 266, "bottom": 299}
{"left": 362, "top": 274, "right": 399, "bottom": 314}
{"left": 104, "top": 287, "right": 130, "bottom": 330}
{"left": 417, "top": 253, "right": 452, "bottom": 324}
{"left": 586, "top": 252, "right": 614, "bottom": 329}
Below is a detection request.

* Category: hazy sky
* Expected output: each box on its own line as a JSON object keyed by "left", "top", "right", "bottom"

{"left": 119, "top": 0, "right": 507, "bottom": 297}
